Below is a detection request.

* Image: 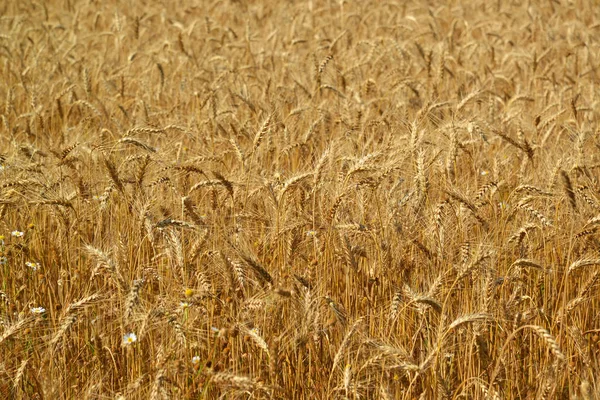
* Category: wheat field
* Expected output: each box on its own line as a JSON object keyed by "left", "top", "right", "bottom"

{"left": 1, "top": 0, "right": 599, "bottom": 398}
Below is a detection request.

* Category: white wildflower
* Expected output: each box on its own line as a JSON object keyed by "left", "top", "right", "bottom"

{"left": 122, "top": 332, "right": 138, "bottom": 346}
{"left": 26, "top": 261, "right": 41, "bottom": 271}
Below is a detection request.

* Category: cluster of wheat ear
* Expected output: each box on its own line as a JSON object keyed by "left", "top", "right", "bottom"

{"left": 1, "top": 0, "right": 600, "bottom": 398}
